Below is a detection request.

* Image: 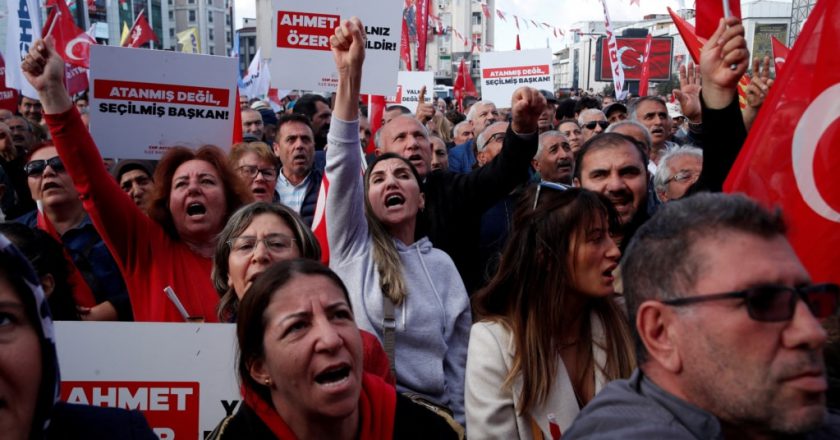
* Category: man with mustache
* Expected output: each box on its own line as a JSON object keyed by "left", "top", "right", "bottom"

{"left": 566, "top": 193, "right": 840, "bottom": 439}
{"left": 533, "top": 131, "right": 573, "bottom": 185}
{"left": 629, "top": 96, "right": 677, "bottom": 170}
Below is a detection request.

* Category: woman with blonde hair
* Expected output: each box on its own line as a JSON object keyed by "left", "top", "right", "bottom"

{"left": 466, "top": 186, "right": 635, "bottom": 439}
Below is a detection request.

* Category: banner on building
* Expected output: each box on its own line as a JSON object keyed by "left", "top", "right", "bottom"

{"left": 479, "top": 49, "right": 553, "bottom": 106}
{"left": 596, "top": 37, "right": 674, "bottom": 82}
{"left": 56, "top": 322, "right": 239, "bottom": 440}
{"left": 89, "top": 46, "right": 237, "bottom": 159}
{"left": 385, "top": 71, "right": 434, "bottom": 112}
{"left": 752, "top": 23, "right": 788, "bottom": 60}
{"left": 269, "top": 0, "right": 403, "bottom": 95}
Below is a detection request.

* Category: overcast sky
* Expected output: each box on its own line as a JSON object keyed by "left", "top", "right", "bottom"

{"left": 234, "top": 0, "right": 688, "bottom": 52}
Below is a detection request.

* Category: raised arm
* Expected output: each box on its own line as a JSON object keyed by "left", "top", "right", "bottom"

{"left": 325, "top": 18, "right": 369, "bottom": 261}
{"left": 694, "top": 17, "right": 750, "bottom": 193}
{"left": 22, "top": 38, "right": 157, "bottom": 269}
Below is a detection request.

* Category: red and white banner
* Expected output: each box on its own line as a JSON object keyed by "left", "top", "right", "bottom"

{"left": 480, "top": 49, "right": 552, "bottom": 105}
{"left": 600, "top": 0, "right": 628, "bottom": 99}
{"left": 385, "top": 71, "right": 434, "bottom": 113}
{"left": 416, "top": 0, "right": 429, "bottom": 70}
{"left": 5, "top": 0, "right": 42, "bottom": 98}
{"left": 56, "top": 322, "right": 239, "bottom": 440}
{"left": 270, "top": 1, "right": 402, "bottom": 95}
{"left": 638, "top": 34, "right": 653, "bottom": 96}
{"left": 89, "top": 46, "right": 237, "bottom": 159}
{"left": 724, "top": 0, "right": 840, "bottom": 285}
{"left": 401, "top": 17, "right": 412, "bottom": 70}
{"left": 597, "top": 37, "right": 673, "bottom": 81}
{"left": 43, "top": 0, "right": 96, "bottom": 69}
{"left": 771, "top": 36, "right": 789, "bottom": 74}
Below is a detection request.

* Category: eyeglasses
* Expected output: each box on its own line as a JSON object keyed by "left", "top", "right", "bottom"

{"left": 533, "top": 181, "right": 571, "bottom": 210}
{"left": 665, "top": 170, "right": 700, "bottom": 185}
{"left": 584, "top": 120, "right": 609, "bottom": 131}
{"left": 481, "top": 132, "right": 505, "bottom": 149}
{"left": 237, "top": 165, "right": 278, "bottom": 180}
{"left": 228, "top": 234, "right": 297, "bottom": 256}
{"left": 661, "top": 283, "right": 840, "bottom": 322}
{"left": 24, "top": 156, "right": 65, "bottom": 177}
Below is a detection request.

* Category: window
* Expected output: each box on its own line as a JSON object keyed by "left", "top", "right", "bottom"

{"left": 471, "top": 12, "right": 481, "bottom": 26}
{"left": 226, "top": 31, "right": 231, "bottom": 43}
{"left": 209, "top": 29, "right": 214, "bottom": 40}
{"left": 208, "top": 11, "right": 213, "bottom": 22}
{"left": 188, "top": 9, "right": 195, "bottom": 22}
{"left": 188, "top": 0, "right": 194, "bottom": 4}
{"left": 168, "top": 10, "right": 173, "bottom": 20}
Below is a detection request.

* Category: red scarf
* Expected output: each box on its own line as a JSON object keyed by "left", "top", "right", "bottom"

{"left": 36, "top": 210, "right": 97, "bottom": 307}
{"left": 243, "top": 373, "right": 397, "bottom": 439}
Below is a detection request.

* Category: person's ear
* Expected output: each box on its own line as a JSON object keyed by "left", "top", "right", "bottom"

{"left": 418, "top": 192, "right": 425, "bottom": 211}
{"left": 40, "top": 274, "right": 55, "bottom": 297}
{"left": 249, "top": 358, "right": 272, "bottom": 388}
{"left": 374, "top": 147, "right": 382, "bottom": 157}
{"left": 636, "top": 301, "right": 683, "bottom": 373}
{"left": 573, "top": 177, "right": 581, "bottom": 187}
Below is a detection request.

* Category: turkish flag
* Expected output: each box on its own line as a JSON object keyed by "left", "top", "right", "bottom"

{"left": 515, "top": 34, "right": 521, "bottom": 50}
{"left": 771, "top": 36, "right": 790, "bottom": 74}
{"left": 400, "top": 17, "right": 412, "bottom": 71}
{"left": 696, "top": 0, "right": 741, "bottom": 40}
{"left": 124, "top": 11, "right": 158, "bottom": 48}
{"left": 43, "top": 0, "right": 96, "bottom": 68}
{"left": 724, "top": 0, "right": 840, "bottom": 285}
{"left": 668, "top": 7, "right": 706, "bottom": 64}
{"left": 638, "top": 34, "right": 653, "bottom": 96}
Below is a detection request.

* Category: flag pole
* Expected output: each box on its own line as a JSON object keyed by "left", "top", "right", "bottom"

{"left": 722, "top": 1, "right": 737, "bottom": 70}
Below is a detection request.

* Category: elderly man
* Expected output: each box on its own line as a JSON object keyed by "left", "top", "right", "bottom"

{"left": 578, "top": 108, "right": 609, "bottom": 142}
{"left": 241, "top": 108, "right": 265, "bottom": 142}
{"left": 557, "top": 119, "right": 584, "bottom": 157}
{"left": 452, "top": 121, "right": 474, "bottom": 146}
{"left": 273, "top": 113, "right": 322, "bottom": 225}
{"left": 112, "top": 160, "right": 155, "bottom": 210}
{"left": 628, "top": 96, "right": 677, "bottom": 166}
{"left": 7, "top": 116, "right": 36, "bottom": 155}
{"left": 376, "top": 89, "right": 544, "bottom": 292}
{"left": 475, "top": 122, "right": 507, "bottom": 167}
{"left": 654, "top": 146, "right": 703, "bottom": 203}
{"left": 566, "top": 193, "right": 840, "bottom": 439}
{"left": 603, "top": 102, "right": 628, "bottom": 124}
{"left": 293, "top": 93, "right": 332, "bottom": 150}
{"left": 533, "top": 131, "right": 573, "bottom": 185}
{"left": 448, "top": 100, "right": 500, "bottom": 173}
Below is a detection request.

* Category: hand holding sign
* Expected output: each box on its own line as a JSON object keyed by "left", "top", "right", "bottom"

{"left": 21, "top": 37, "right": 74, "bottom": 114}
{"left": 700, "top": 17, "right": 749, "bottom": 109}
{"left": 330, "top": 17, "right": 366, "bottom": 78}
{"left": 415, "top": 86, "right": 435, "bottom": 124}
{"left": 510, "top": 86, "right": 546, "bottom": 135}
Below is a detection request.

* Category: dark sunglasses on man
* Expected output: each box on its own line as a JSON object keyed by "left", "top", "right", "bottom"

{"left": 584, "top": 120, "right": 609, "bottom": 131}
{"left": 24, "top": 156, "right": 65, "bottom": 177}
{"left": 661, "top": 283, "right": 840, "bottom": 322}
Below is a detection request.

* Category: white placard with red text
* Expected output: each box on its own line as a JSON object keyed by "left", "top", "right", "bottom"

{"left": 269, "top": 0, "right": 402, "bottom": 95}
{"left": 385, "top": 71, "right": 434, "bottom": 113}
{"left": 479, "top": 49, "right": 553, "bottom": 106}
{"left": 89, "top": 46, "right": 237, "bottom": 159}
{"left": 55, "top": 322, "right": 240, "bottom": 440}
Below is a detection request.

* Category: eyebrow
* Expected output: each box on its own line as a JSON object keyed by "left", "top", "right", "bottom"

{"left": 277, "top": 300, "right": 350, "bottom": 324}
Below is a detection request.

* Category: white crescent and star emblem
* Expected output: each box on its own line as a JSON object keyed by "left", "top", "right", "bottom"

{"left": 64, "top": 35, "right": 91, "bottom": 61}
{"left": 791, "top": 82, "right": 840, "bottom": 223}
{"left": 775, "top": 57, "right": 786, "bottom": 66}
{"left": 617, "top": 46, "right": 640, "bottom": 70}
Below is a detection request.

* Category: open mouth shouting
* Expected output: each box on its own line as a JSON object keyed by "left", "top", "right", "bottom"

{"left": 314, "top": 363, "right": 353, "bottom": 391}
{"left": 385, "top": 193, "right": 406, "bottom": 208}
{"left": 186, "top": 202, "right": 207, "bottom": 217}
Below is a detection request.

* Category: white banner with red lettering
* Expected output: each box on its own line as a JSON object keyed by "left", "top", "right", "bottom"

{"left": 385, "top": 70, "right": 434, "bottom": 112}
{"left": 269, "top": 0, "right": 403, "bottom": 95}
{"left": 89, "top": 46, "right": 238, "bottom": 159}
{"left": 56, "top": 322, "right": 240, "bottom": 440}
{"left": 479, "top": 49, "right": 553, "bottom": 105}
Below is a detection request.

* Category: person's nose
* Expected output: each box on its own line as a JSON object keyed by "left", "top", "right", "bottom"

{"left": 313, "top": 318, "right": 343, "bottom": 353}
{"left": 250, "top": 239, "right": 272, "bottom": 263}
{"left": 783, "top": 297, "right": 828, "bottom": 352}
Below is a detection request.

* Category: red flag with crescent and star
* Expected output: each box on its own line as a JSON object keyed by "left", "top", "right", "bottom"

{"left": 43, "top": 0, "right": 96, "bottom": 68}
{"left": 771, "top": 36, "right": 790, "bottom": 74}
{"left": 724, "top": 0, "right": 840, "bottom": 285}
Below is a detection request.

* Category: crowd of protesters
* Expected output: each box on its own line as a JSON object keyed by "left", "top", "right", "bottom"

{"left": 0, "top": 15, "right": 837, "bottom": 440}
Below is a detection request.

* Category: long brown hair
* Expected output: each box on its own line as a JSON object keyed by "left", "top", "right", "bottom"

{"left": 473, "top": 187, "right": 635, "bottom": 415}
{"left": 147, "top": 145, "right": 252, "bottom": 240}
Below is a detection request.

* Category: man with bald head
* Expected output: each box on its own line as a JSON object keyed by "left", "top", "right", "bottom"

{"left": 475, "top": 122, "right": 507, "bottom": 167}
{"left": 376, "top": 88, "right": 545, "bottom": 292}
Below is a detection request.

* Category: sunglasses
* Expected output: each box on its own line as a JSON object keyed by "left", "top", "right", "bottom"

{"left": 24, "top": 156, "right": 65, "bottom": 177}
{"left": 584, "top": 120, "right": 609, "bottom": 130}
{"left": 661, "top": 283, "right": 840, "bottom": 322}
{"left": 533, "top": 181, "right": 571, "bottom": 210}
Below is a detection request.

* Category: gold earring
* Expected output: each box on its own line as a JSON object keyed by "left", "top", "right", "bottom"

{"left": 264, "top": 378, "right": 271, "bottom": 386}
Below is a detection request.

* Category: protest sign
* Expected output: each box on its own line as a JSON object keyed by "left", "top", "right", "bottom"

{"left": 479, "top": 49, "right": 553, "bottom": 105}
{"left": 89, "top": 46, "right": 237, "bottom": 159}
{"left": 270, "top": 1, "right": 402, "bottom": 95}
{"left": 55, "top": 322, "right": 239, "bottom": 440}
{"left": 385, "top": 71, "right": 434, "bottom": 112}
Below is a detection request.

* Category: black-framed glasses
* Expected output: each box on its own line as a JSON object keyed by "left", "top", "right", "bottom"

{"left": 584, "top": 120, "right": 609, "bottom": 130}
{"left": 228, "top": 234, "right": 297, "bottom": 256}
{"left": 24, "top": 156, "right": 65, "bottom": 177}
{"left": 237, "top": 165, "right": 278, "bottom": 181}
{"left": 481, "top": 132, "right": 505, "bottom": 150}
{"left": 661, "top": 283, "right": 840, "bottom": 322}
{"left": 533, "top": 181, "right": 570, "bottom": 210}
